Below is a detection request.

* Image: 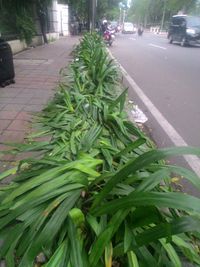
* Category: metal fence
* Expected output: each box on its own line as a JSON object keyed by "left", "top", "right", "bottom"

{"left": 0, "top": 33, "right": 20, "bottom": 41}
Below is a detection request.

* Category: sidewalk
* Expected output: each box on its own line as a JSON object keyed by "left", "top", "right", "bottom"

{"left": 0, "top": 36, "right": 79, "bottom": 172}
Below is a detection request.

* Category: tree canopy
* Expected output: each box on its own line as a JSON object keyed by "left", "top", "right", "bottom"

{"left": 127, "top": 0, "right": 199, "bottom": 28}
{"left": 64, "top": 0, "right": 125, "bottom": 21}
{"left": 0, "top": 0, "right": 55, "bottom": 43}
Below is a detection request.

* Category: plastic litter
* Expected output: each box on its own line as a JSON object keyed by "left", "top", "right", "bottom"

{"left": 131, "top": 105, "right": 148, "bottom": 124}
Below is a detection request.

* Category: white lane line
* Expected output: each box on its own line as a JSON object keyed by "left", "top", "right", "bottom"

{"left": 107, "top": 49, "right": 200, "bottom": 177}
{"left": 129, "top": 37, "right": 136, "bottom": 41}
{"left": 149, "top": 43, "right": 167, "bottom": 50}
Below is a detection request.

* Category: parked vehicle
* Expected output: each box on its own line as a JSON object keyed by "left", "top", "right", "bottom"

{"left": 122, "top": 22, "right": 136, "bottom": 34}
{"left": 168, "top": 15, "right": 200, "bottom": 46}
{"left": 0, "top": 38, "right": 15, "bottom": 87}
{"left": 103, "top": 29, "right": 115, "bottom": 46}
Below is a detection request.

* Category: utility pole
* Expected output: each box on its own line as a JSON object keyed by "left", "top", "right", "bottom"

{"left": 122, "top": 9, "right": 126, "bottom": 25}
{"left": 160, "top": 0, "right": 166, "bottom": 32}
{"left": 119, "top": 7, "right": 122, "bottom": 25}
{"left": 89, "top": 0, "right": 97, "bottom": 31}
{"left": 119, "top": 2, "right": 126, "bottom": 26}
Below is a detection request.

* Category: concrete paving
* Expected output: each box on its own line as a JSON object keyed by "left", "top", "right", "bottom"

{"left": 0, "top": 36, "right": 79, "bottom": 173}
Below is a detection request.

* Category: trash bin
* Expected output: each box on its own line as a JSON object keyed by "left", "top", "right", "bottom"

{"left": 0, "top": 38, "right": 15, "bottom": 87}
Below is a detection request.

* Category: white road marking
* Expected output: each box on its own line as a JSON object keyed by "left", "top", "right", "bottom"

{"left": 129, "top": 37, "right": 136, "bottom": 41}
{"left": 107, "top": 48, "right": 200, "bottom": 177}
{"left": 149, "top": 43, "right": 167, "bottom": 50}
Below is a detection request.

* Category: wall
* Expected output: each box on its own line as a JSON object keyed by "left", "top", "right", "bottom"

{"left": 8, "top": 40, "right": 27, "bottom": 54}
{"left": 48, "top": 1, "right": 69, "bottom": 36}
{"left": 8, "top": 0, "right": 69, "bottom": 54}
{"left": 8, "top": 33, "right": 60, "bottom": 55}
{"left": 56, "top": 4, "right": 69, "bottom": 36}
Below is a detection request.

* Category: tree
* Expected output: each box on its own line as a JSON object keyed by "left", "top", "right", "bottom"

{"left": 127, "top": 0, "right": 198, "bottom": 27}
{"left": 0, "top": 0, "right": 53, "bottom": 44}
{"left": 97, "top": 0, "right": 125, "bottom": 20}
{"left": 64, "top": 0, "right": 123, "bottom": 22}
{"left": 0, "top": 0, "right": 36, "bottom": 43}
{"left": 65, "top": 0, "right": 88, "bottom": 21}
{"left": 35, "top": 0, "right": 51, "bottom": 44}
{"left": 167, "top": 0, "right": 197, "bottom": 13}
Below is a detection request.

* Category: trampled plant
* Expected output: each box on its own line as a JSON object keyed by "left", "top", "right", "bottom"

{"left": 0, "top": 33, "right": 200, "bottom": 267}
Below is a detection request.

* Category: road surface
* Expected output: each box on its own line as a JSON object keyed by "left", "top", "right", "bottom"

{"left": 110, "top": 32, "right": 200, "bottom": 195}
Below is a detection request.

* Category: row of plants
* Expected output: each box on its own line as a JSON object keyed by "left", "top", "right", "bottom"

{"left": 1, "top": 33, "right": 200, "bottom": 267}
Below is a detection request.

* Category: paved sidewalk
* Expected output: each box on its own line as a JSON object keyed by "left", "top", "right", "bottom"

{"left": 0, "top": 36, "right": 79, "bottom": 171}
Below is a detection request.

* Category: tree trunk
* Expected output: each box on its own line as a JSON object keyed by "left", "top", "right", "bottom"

{"left": 36, "top": 0, "right": 48, "bottom": 44}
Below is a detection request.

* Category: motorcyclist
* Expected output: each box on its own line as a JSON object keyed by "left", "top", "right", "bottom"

{"left": 138, "top": 24, "right": 144, "bottom": 36}
{"left": 101, "top": 20, "right": 108, "bottom": 34}
{"left": 101, "top": 20, "right": 115, "bottom": 46}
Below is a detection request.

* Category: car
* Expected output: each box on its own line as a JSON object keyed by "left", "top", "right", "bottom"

{"left": 168, "top": 15, "right": 200, "bottom": 46}
{"left": 122, "top": 22, "right": 136, "bottom": 33}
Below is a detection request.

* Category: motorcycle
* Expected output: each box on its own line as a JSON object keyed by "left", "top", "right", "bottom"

{"left": 103, "top": 29, "right": 115, "bottom": 46}
{"left": 138, "top": 27, "right": 143, "bottom": 36}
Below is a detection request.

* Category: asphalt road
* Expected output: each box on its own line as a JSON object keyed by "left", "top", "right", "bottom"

{"left": 110, "top": 32, "right": 200, "bottom": 196}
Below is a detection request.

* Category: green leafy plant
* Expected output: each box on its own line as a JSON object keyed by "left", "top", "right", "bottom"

{"left": 0, "top": 33, "right": 200, "bottom": 267}
{"left": 16, "top": 12, "right": 36, "bottom": 44}
{"left": 0, "top": 1, "right": 36, "bottom": 44}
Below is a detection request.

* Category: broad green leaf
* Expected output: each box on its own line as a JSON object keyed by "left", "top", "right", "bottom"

{"left": 109, "top": 88, "right": 128, "bottom": 113}
{"left": 81, "top": 123, "right": 102, "bottom": 151}
{"left": 19, "top": 190, "right": 81, "bottom": 267}
{"left": 135, "top": 169, "right": 170, "bottom": 192}
{"left": 105, "top": 242, "right": 113, "bottom": 267}
{"left": 135, "top": 216, "right": 200, "bottom": 247}
{"left": 5, "top": 241, "right": 18, "bottom": 267}
{"left": 2, "top": 165, "right": 69, "bottom": 204}
{"left": 43, "top": 240, "right": 70, "bottom": 267}
{"left": 92, "top": 191, "right": 200, "bottom": 216}
{"left": 161, "top": 164, "right": 200, "bottom": 191}
{"left": 159, "top": 239, "right": 181, "bottom": 267}
{"left": 60, "top": 84, "right": 74, "bottom": 112}
{"left": 92, "top": 147, "right": 200, "bottom": 209}
{"left": 70, "top": 131, "right": 77, "bottom": 155}
{"left": 73, "top": 163, "right": 101, "bottom": 178}
{"left": 128, "top": 251, "right": 139, "bottom": 267}
{"left": 0, "top": 224, "right": 23, "bottom": 258}
{"left": 137, "top": 246, "right": 158, "bottom": 267}
{"left": 12, "top": 182, "right": 84, "bottom": 210}
{"left": 172, "top": 236, "right": 200, "bottom": 265}
{"left": 86, "top": 214, "right": 101, "bottom": 236}
{"left": 89, "top": 226, "right": 113, "bottom": 267}
{"left": 89, "top": 210, "right": 129, "bottom": 266}
{"left": 114, "top": 138, "right": 146, "bottom": 158}
{"left": 124, "top": 222, "right": 132, "bottom": 253}
{"left": 68, "top": 217, "right": 84, "bottom": 267}
{"left": 0, "top": 167, "right": 17, "bottom": 182}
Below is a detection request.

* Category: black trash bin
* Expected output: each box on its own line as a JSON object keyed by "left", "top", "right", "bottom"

{"left": 0, "top": 38, "right": 15, "bottom": 87}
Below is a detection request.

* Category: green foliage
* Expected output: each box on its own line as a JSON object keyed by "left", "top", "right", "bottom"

{"left": 127, "top": 0, "right": 198, "bottom": 26}
{"left": 0, "top": 33, "right": 200, "bottom": 267}
{"left": 0, "top": 5, "right": 17, "bottom": 36}
{"left": 67, "top": 0, "right": 88, "bottom": 20}
{"left": 0, "top": 0, "right": 51, "bottom": 43}
{"left": 65, "top": 0, "right": 122, "bottom": 21}
{"left": 16, "top": 12, "right": 36, "bottom": 44}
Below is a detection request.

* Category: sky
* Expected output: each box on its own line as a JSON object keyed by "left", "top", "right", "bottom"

{"left": 127, "top": 0, "right": 132, "bottom": 8}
